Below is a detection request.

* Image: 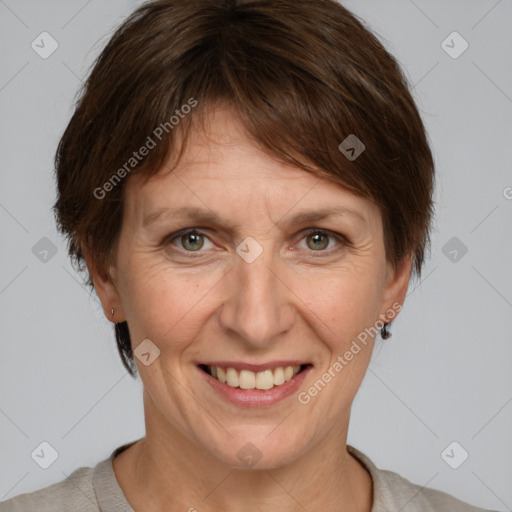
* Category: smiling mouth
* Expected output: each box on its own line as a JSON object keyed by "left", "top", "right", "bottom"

{"left": 199, "top": 364, "right": 312, "bottom": 391}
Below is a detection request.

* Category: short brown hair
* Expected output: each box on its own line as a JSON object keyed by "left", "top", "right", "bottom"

{"left": 54, "top": 0, "right": 436, "bottom": 377}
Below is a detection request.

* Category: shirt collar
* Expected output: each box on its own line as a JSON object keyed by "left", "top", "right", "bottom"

{"left": 347, "top": 444, "right": 398, "bottom": 511}
{"left": 93, "top": 441, "right": 139, "bottom": 512}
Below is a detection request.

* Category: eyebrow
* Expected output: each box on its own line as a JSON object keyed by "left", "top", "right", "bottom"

{"left": 142, "top": 205, "right": 367, "bottom": 230}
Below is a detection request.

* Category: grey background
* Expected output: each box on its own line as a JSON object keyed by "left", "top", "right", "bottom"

{"left": 0, "top": 0, "right": 511, "bottom": 509}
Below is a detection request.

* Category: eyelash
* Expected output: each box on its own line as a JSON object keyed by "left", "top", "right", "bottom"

{"left": 164, "top": 228, "right": 349, "bottom": 258}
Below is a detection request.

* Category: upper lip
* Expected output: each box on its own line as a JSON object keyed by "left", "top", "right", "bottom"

{"left": 199, "top": 361, "right": 311, "bottom": 372}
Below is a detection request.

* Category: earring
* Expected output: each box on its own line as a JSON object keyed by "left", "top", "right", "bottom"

{"left": 111, "top": 308, "right": 115, "bottom": 320}
{"left": 381, "top": 322, "right": 392, "bottom": 340}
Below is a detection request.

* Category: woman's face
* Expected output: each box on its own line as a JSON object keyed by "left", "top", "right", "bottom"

{"left": 93, "top": 106, "right": 411, "bottom": 469}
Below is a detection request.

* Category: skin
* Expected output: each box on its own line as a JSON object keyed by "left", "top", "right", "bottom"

{"left": 85, "top": 105, "right": 413, "bottom": 512}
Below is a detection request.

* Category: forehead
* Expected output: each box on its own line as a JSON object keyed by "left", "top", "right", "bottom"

{"left": 124, "top": 106, "right": 381, "bottom": 228}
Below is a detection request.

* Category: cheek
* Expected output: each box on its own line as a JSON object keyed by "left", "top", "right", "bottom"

{"left": 118, "top": 256, "right": 223, "bottom": 343}
{"left": 294, "top": 266, "right": 382, "bottom": 338}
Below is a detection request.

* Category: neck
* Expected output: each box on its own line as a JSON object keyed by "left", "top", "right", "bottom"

{"left": 113, "top": 398, "right": 373, "bottom": 512}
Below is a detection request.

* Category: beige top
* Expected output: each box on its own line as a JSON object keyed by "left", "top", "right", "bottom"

{"left": 0, "top": 441, "right": 498, "bottom": 511}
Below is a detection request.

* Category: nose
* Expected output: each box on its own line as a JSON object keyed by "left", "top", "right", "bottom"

{"left": 218, "top": 243, "right": 295, "bottom": 350}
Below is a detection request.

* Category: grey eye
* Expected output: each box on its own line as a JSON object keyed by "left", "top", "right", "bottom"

{"left": 180, "top": 231, "right": 205, "bottom": 251}
{"left": 305, "top": 231, "right": 331, "bottom": 251}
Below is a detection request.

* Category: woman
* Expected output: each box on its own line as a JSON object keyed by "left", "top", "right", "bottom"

{"left": 0, "top": 0, "right": 499, "bottom": 510}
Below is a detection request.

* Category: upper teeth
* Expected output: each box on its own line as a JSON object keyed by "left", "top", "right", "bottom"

{"left": 209, "top": 365, "right": 301, "bottom": 390}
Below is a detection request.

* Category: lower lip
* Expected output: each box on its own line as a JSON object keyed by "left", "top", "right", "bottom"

{"left": 198, "top": 366, "right": 312, "bottom": 408}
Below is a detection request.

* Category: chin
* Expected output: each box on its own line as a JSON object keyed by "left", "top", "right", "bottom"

{"left": 204, "top": 425, "right": 311, "bottom": 470}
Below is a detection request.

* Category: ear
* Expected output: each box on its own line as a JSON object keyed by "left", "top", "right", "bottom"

{"left": 376, "top": 253, "right": 414, "bottom": 324}
{"left": 82, "top": 244, "right": 126, "bottom": 323}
